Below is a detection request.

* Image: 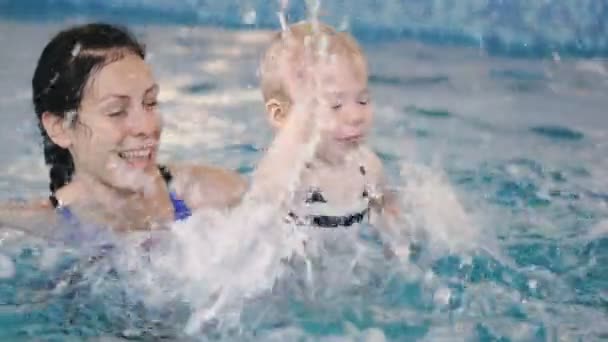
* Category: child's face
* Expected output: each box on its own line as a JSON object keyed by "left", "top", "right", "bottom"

{"left": 314, "top": 54, "right": 372, "bottom": 158}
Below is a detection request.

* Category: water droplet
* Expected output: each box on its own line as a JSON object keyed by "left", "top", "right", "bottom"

{"left": 363, "top": 328, "right": 387, "bottom": 342}
{"left": 242, "top": 10, "right": 257, "bottom": 25}
{"left": 434, "top": 287, "right": 451, "bottom": 307}
{"left": 71, "top": 42, "right": 81, "bottom": 57}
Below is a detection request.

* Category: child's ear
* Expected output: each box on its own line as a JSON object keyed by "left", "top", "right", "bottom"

{"left": 41, "top": 111, "right": 72, "bottom": 149}
{"left": 265, "top": 99, "right": 289, "bottom": 129}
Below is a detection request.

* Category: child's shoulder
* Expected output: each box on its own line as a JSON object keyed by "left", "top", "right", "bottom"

{"left": 359, "top": 146, "right": 384, "bottom": 180}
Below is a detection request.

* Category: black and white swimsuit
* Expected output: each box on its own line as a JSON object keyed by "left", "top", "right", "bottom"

{"left": 286, "top": 166, "right": 372, "bottom": 228}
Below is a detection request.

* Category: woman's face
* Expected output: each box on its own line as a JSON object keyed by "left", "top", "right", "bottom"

{"left": 67, "top": 53, "right": 162, "bottom": 191}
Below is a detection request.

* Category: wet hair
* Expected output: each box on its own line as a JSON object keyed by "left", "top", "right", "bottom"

{"left": 259, "top": 21, "right": 367, "bottom": 104}
{"left": 32, "top": 23, "right": 145, "bottom": 200}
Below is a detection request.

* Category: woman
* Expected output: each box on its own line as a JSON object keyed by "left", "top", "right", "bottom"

{"left": 1, "top": 22, "right": 245, "bottom": 234}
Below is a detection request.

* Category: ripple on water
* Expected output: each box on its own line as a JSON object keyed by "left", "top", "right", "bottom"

{"left": 489, "top": 69, "right": 546, "bottom": 82}
{"left": 490, "top": 68, "right": 547, "bottom": 93}
{"left": 369, "top": 74, "right": 449, "bottom": 87}
{"left": 502, "top": 158, "right": 545, "bottom": 177}
{"left": 180, "top": 82, "right": 217, "bottom": 94}
{"left": 529, "top": 125, "right": 584, "bottom": 141}
{"left": 507, "top": 81, "right": 546, "bottom": 93}
{"left": 224, "top": 143, "right": 260, "bottom": 153}
{"left": 404, "top": 105, "right": 453, "bottom": 119}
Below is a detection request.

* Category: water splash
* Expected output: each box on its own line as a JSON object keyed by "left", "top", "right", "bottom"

{"left": 277, "top": 0, "right": 289, "bottom": 32}
{"left": 111, "top": 159, "right": 485, "bottom": 337}
{"left": 2, "top": 154, "right": 595, "bottom": 339}
{"left": 1, "top": 6, "right": 606, "bottom": 339}
{"left": 305, "top": 0, "right": 321, "bottom": 32}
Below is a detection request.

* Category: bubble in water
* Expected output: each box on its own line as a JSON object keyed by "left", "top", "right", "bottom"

{"left": 362, "top": 328, "right": 387, "bottom": 342}
{"left": 338, "top": 16, "right": 350, "bottom": 31}
{"left": 38, "top": 247, "right": 62, "bottom": 270}
{"left": 588, "top": 220, "right": 608, "bottom": 239}
{"left": 433, "top": 286, "right": 452, "bottom": 307}
{"left": 242, "top": 10, "right": 257, "bottom": 25}
{"left": 344, "top": 322, "right": 388, "bottom": 342}
{"left": 552, "top": 51, "right": 561, "bottom": 62}
{"left": 0, "top": 253, "right": 15, "bottom": 279}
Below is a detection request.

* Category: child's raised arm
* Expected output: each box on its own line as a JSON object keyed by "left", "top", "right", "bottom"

{"left": 246, "top": 35, "right": 332, "bottom": 207}
{"left": 246, "top": 96, "right": 325, "bottom": 206}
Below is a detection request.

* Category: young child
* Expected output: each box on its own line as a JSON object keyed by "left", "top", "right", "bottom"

{"left": 248, "top": 21, "right": 401, "bottom": 235}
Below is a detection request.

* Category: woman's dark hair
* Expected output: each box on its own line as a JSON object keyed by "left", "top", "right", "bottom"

{"left": 32, "top": 23, "right": 145, "bottom": 198}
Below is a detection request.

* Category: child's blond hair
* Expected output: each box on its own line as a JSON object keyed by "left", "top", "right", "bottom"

{"left": 259, "top": 21, "right": 367, "bottom": 105}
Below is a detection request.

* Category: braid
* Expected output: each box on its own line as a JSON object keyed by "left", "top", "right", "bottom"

{"left": 44, "top": 138, "right": 74, "bottom": 194}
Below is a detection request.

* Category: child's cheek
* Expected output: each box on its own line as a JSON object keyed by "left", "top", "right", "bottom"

{"left": 321, "top": 114, "right": 338, "bottom": 135}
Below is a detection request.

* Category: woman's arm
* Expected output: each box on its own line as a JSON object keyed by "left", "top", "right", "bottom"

{"left": 168, "top": 163, "right": 248, "bottom": 210}
{"left": 0, "top": 199, "right": 59, "bottom": 237}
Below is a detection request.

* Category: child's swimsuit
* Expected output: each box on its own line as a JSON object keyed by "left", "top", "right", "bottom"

{"left": 286, "top": 165, "right": 371, "bottom": 228}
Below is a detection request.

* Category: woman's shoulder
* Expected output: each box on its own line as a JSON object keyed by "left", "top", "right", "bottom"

{"left": 165, "top": 163, "right": 247, "bottom": 210}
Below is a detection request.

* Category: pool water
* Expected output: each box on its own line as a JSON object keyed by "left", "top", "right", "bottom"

{"left": 0, "top": 6, "right": 607, "bottom": 341}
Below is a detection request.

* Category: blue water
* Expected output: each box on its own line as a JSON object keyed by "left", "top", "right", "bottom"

{"left": 0, "top": 1, "right": 607, "bottom": 341}
{"left": 1, "top": 0, "right": 607, "bottom": 57}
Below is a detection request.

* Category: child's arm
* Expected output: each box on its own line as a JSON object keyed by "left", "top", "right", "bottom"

{"left": 246, "top": 38, "right": 329, "bottom": 207}
{"left": 362, "top": 149, "right": 412, "bottom": 258}
{"left": 246, "top": 99, "right": 320, "bottom": 206}
{"left": 362, "top": 149, "right": 400, "bottom": 218}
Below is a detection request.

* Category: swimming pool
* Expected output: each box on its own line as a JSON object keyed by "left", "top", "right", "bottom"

{"left": 0, "top": 1, "right": 607, "bottom": 340}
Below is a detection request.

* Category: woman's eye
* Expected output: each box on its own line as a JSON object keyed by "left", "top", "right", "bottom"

{"left": 108, "top": 110, "right": 126, "bottom": 117}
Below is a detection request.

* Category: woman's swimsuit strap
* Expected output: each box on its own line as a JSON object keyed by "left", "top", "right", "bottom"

{"left": 50, "top": 165, "right": 192, "bottom": 222}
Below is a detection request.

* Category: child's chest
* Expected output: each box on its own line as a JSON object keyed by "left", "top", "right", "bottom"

{"left": 296, "top": 164, "right": 370, "bottom": 208}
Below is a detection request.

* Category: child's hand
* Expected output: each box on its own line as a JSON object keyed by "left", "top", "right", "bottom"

{"left": 272, "top": 30, "right": 338, "bottom": 145}
{"left": 277, "top": 32, "right": 331, "bottom": 107}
